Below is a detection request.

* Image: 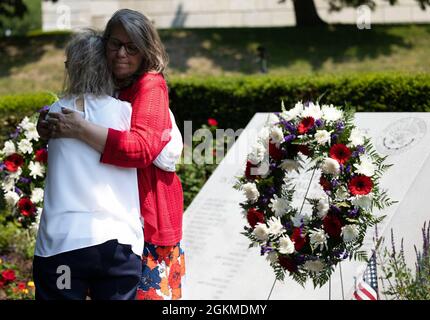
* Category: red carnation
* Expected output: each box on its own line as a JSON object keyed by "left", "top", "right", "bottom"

{"left": 323, "top": 214, "right": 343, "bottom": 239}
{"left": 291, "top": 228, "right": 307, "bottom": 251}
{"left": 17, "top": 198, "right": 36, "bottom": 217}
{"left": 297, "top": 117, "right": 315, "bottom": 134}
{"left": 329, "top": 144, "right": 351, "bottom": 164}
{"left": 35, "top": 148, "right": 48, "bottom": 164}
{"left": 1, "top": 269, "right": 16, "bottom": 282}
{"left": 320, "top": 176, "right": 332, "bottom": 191}
{"left": 207, "top": 118, "right": 218, "bottom": 127}
{"left": 297, "top": 144, "right": 312, "bottom": 157}
{"left": 247, "top": 208, "right": 265, "bottom": 228}
{"left": 348, "top": 175, "right": 373, "bottom": 195}
{"left": 245, "top": 161, "right": 257, "bottom": 180}
{"left": 269, "top": 142, "right": 283, "bottom": 161}
{"left": 4, "top": 153, "right": 24, "bottom": 172}
{"left": 278, "top": 256, "right": 298, "bottom": 273}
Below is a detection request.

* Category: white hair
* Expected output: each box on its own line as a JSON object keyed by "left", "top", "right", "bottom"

{"left": 63, "top": 29, "right": 115, "bottom": 97}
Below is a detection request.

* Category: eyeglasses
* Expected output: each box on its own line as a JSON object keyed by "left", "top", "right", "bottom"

{"left": 106, "top": 37, "right": 140, "bottom": 56}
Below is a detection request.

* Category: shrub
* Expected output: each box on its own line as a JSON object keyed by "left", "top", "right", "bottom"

{"left": 378, "top": 222, "right": 430, "bottom": 300}
{"left": 168, "top": 73, "right": 430, "bottom": 132}
{"left": 0, "top": 92, "right": 57, "bottom": 145}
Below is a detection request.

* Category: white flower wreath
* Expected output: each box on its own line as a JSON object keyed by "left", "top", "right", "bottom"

{"left": 1, "top": 111, "right": 49, "bottom": 229}
{"left": 234, "top": 101, "right": 395, "bottom": 287}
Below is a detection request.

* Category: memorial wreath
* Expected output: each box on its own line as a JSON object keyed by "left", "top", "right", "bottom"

{"left": 234, "top": 101, "right": 395, "bottom": 287}
{"left": 1, "top": 111, "right": 48, "bottom": 229}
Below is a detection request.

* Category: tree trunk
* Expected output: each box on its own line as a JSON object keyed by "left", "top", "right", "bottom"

{"left": 292, "top": 0, "right": 326, "bottom": 26}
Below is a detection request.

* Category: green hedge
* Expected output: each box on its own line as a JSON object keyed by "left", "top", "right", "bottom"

{"left": 168, "top": 73, "right": 430, "bottom": 131}
{"left": 0, "top": 92, "right": 57, "bottom": 144}
{"left": 0, "top": 73, "right": 429, "bottom": 211}
{"left": 0, "top": 73, "right": 429, "bottom": 135}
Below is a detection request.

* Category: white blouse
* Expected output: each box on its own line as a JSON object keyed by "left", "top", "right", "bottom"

{"left": 34, "top": 94, "right": 182, "bottom": 257}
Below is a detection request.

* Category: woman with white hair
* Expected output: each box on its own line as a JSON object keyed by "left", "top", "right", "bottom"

{"left": 33, "top": 28, "right": 183, "bottom": 300}
{"left": 39, "top": 9, "right": 185, "bottom": 300}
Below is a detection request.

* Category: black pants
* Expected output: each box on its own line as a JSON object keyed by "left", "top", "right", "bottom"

{"left": 32, "top": 239, "right": 142, "bottom": 300}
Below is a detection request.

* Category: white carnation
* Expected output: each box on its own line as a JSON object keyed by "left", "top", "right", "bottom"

{"left": 309, "top": 228, "right": 329, "bottom": 251}
{"left": 24, "top": 127, "right": 40, "bottom": 142}
{"left": 291, "top": 212, "right": 305, "bottom": 227}
{"left": 278, "top": 235, "right": 295, "bottom": 254}
{"left": 280, "top": 159, "right": 300, "bottom": 173}
{"left": 269, "top": 194, "right": 290, "bottom": 217}
{"left": 7, "top": 167, "right": 22, "bottom": 180}
{"left": 31, "top": 187, "right": 44, "bottom": 204}
{"left": 29, "top": 161, "right": 45, "bottom": 179}
{"left": 341, "top": 224, "right": 360, "bottom": 243}
{"left": 353, "top": 155, "right": 375, "bottom": 177}
{"left": 349, "top": 128, "right": 365, "bottom": 147}
{"left": 281, "top": 101, "right": 303, "bottom": 121}
{"left": 301, "top": 102, "right": 323, "bottom": 120}
{"left": 317, "top": 198, "right": 329, "bottom": 218}
{"left": 266, "top": 251, "right": 278, "bottom": 264}
{"left": 321, "top": 157, "right": 340, "bottom": 175}
{"left": 257, "top": 127, "right": 270, "bottom": 145}
{"left": 2, "top": 176, "right": 16, "bottom": 193}
{"left": 352, "top": 194, "right": 373, "bottom": 210}
{"left": 1, "top": 141, "right": 16, "bottom": 156}
{"left": 4, "top": 191, "right": 20, "bottom": 206}
{"left": 335, "top": 186, "right": 350, "bottom": 201}
{"left": 266, "top": 113, "right": 280, "bottom": 126}
{"left": 19, "top": 117, "right": 34, "bottom": 131}
{"left": 303, "top": 260, "right": 325, "bottom": 273}
{"left": 315, "top": 130, "right": 331, "bottom": 145}
{"left": 18, "top": 139, "right": 33, "bottom": 154}
{"left": 270, "top": 126, "right": 284, "bottom": 146}
{"left": 248, "top": 142, "right": 267, "bottom": 165}
{"left": 253, "top": 223, "right": 269, "bottom": 241}
{"left": 322, "top": 104, "right": 343, "bottom": 122}
{"left": 267, "top": 217, "right": 284, "bottom": 235}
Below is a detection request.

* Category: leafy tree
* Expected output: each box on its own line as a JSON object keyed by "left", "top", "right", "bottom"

{"left": 0, "top": 0, "right": 57, "bottom": 26}
{"left": 278, "top": 0, "right": 430, "bottom": 26}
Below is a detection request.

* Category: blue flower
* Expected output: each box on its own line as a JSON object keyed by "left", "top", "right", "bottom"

{"left": 315, "top": 119, "right": 324, "bottom": 128}
{"left": 284, "top": 134, "right": 296, "bottom": 143}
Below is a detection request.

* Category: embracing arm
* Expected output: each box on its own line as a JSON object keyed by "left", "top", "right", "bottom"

{"left": 78, "top": 121, "right": 108, "bottom": 153}
{"left": 47, "top": 107, "right": 108, "bottom": 153}
{"left": 100, "top": 75, "right": 172, "bottom": 168}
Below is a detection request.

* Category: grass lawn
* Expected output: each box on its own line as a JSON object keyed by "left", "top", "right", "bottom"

{"left": 0, "top": 24, "right": 429, "bottom": 95}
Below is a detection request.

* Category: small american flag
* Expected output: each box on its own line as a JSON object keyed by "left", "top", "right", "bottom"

{"left": 353, "top": 252, "right": 379, "bottom": 300}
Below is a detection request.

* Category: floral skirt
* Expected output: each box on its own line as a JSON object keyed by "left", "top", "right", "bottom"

{"left": 135, "top": 242, "right": 185, "bottom": 300}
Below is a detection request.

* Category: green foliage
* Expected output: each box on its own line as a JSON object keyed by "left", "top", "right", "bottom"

{"left": 0, "top": 215, "right": 35, "bottom": 260}
{"left": 377, "top": 222, "right": 430, "bottom": 300}
{"left": 0, "top": 73, "right": 428, "bottom": 211}
{"left": 177, "top": 161, "right": 215, "bottom": 210}
{"left": 0, "top": 250, "right": 35, "bottom": 300}
{"left": 168, "top": 73, "right": 430, "bottom": 133}
{"left": 0, "top": 0, "right": 41, "bottom": 36}
{"left": 176, "top": 120, "right": 223, "bottom": 210}
{"left": 0, "top": 92, "right": 57, "bottom": 146}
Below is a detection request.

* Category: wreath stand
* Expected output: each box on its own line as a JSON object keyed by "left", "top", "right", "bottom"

{"left": 265, "top": 167, "right": 346, "bottom": 300}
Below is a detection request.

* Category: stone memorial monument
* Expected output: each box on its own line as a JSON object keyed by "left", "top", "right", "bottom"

{"left": 182, "top": 112, "right": 430, "bottom": 300}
